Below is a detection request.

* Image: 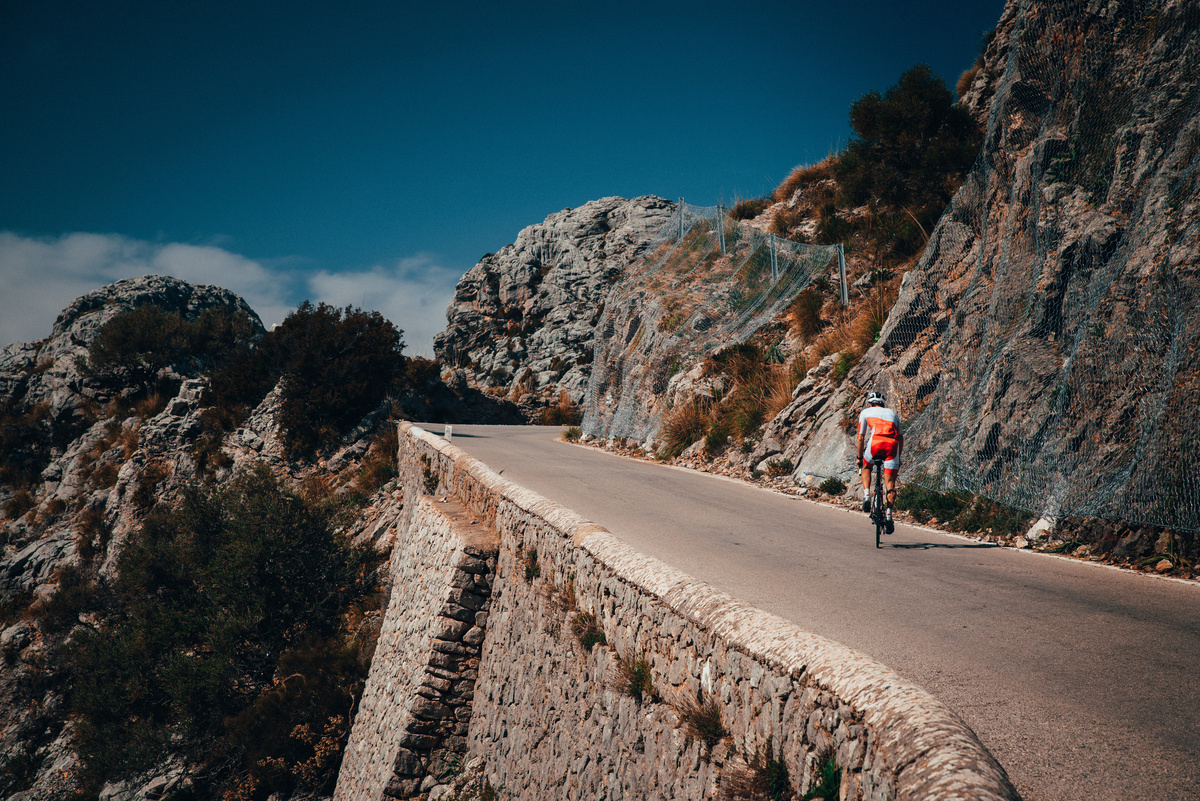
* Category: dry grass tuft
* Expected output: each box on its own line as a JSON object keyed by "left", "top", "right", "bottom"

{"left": 681, "top": 694, "right": 727, "bottom": 753}
{"left": 659, "top": 397, "right": 716, "bottom": 459}
{"left": 956, "top": 65, "right": 981, "bottom": 99}
{"left": 3, "top": 487, "right": 36, "bottom": 521}
{"left": 133, "top": 393, "right": 167, "bottom": 419}
{"left": 132, "top": 460, "right": 171, "bottom": 510}
{"left": 541, "top": 391, "right": 581, "bottom": 425}
{"left": 510, "top": 368, "right": 538, "bottom": 401}
{"left": 787, "top": 289, "right": 825, "bottom": 342}
{"left": 805, "top": 283, "right": 899, "bottom": 375}
{"left": 774, "top": 157, "right": 836, "bottom": 203}
{"left": 301, "top": 473, "right": 336, "bottom": 506}
{"left": 119, "top": 424, "right": 140, "bottom": 459}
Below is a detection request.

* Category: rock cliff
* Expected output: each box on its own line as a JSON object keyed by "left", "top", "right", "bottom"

{"left": 751, "top": 0, "right": 1200, "bottom": 533}
{"left": 433, "top": 196, "right": 675, "bottom": 417}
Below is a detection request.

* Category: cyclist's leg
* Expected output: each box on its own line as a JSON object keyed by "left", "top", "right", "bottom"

{"left": 860, "top": 461, "right": 872, "bottom": 512}
{"left": 879, "top": 444, "right": 900, "bottom": 508}
{"left": 880, "top": 446, "right": 899, "bottom": 534}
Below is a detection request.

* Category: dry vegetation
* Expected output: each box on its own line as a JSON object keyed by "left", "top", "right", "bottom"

{"left": 650, "top": 61, "right": 982, "bottom": 463}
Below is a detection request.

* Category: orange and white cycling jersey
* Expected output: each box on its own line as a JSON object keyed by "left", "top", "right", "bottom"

{"left": 858, "top": 406, "right": 902, "bottom": 472}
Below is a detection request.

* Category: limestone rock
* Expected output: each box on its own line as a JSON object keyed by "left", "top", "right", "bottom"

{"left": 756, "top": 0, "right": 1200, "bottom": 525}
{"left": 434, "top": 196, "right": 675, "bottom": 417}
{"left": 0, "top": 274, "right": 263, "bottom": 420}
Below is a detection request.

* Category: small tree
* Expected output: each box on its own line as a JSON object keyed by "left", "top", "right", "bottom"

{"left": 204, "top": 302, "right": 406, "bottom": 457}
{"left": 835, "top": 64, "right": 982, "bottom": 215}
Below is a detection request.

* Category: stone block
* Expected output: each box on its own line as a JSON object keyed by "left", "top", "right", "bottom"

{"left": 456, "top": 555, "right": 490, "bottom": 574}
{"left": 411, "top": 697, "right": 450, "bottom": 720}
{"left": 434, "top": 616, "right": 473, "bottom": 641}
{"left": 441, "top": 603, "right": 476, "bottom": 623}
{"left": 432, "top": 640, "right": 472, "bottom": 656}
{"left": 384, "top": 776, "right": 421, "bottom": 798}
{"left": 399, "top": 732, "right": 440, "bottom": 750}
{"left": 391, "top": 747, "right": 424, "bottom": 777}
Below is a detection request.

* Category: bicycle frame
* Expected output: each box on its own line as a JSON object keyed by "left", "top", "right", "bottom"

{"left": 871, "top": 462, "right": 886, "bottom": 548}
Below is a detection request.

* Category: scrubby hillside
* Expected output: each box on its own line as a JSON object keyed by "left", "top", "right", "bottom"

{"left": 0, "top": 276, "right": 511, "bottom": 800}
{"left": 624, "top": 0, "right": 1200, "bottom": 573}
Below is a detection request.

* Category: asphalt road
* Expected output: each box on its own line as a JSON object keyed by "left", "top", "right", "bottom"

{"left": 430, "top": 424, "right": 1200, "bottom": 801}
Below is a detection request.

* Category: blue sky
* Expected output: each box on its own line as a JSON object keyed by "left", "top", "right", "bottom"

{"left": 1, "top": 0, "right": 1004, "bottom": 354}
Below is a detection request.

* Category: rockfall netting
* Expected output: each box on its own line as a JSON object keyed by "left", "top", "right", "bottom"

{"left": 877, "top": 0, "right": 1200, "bottom": 532}
{"left": 581, "top": 202, "right": 838, "bottom": 443}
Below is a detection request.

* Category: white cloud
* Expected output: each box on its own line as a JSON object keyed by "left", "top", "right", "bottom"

{"left": 307, "top": 254, "right": 460, "bottom": 357}
{"left": 0, "top": 231, "right": 296, "bottom": 347}
{"left": 0, "top": 231, "right": 461, "bottom": 357}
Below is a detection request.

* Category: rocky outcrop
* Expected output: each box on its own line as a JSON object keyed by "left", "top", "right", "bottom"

{"left": 0, "top": 278, "right": 399, "bottom": 800}
{"left": 434, "top": 196, "right": 675, "bottom": 415}
{"left": 0, "top": 274, "right": 264, "bottom": 418}
{"left": 752, "top": 0, "right": 1200, "bottom": 533}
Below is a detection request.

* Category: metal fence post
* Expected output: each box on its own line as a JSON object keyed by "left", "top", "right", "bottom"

{"left": 838, "top": 243, "right": 849, "bottom": 305}
{"left": 717, "top": 206, "right": 725, "bottom": 255}
{"left": 770, "top": 233, "right": 778, "bottom": 282}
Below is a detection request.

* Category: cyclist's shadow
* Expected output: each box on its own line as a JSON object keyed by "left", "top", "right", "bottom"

{"left": 887, "top": 541, "right": 999, "bottom": 550}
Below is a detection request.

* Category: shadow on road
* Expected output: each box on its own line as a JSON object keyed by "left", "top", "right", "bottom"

{"left": 889, "top": 541, "right": 999, "bottom": 550}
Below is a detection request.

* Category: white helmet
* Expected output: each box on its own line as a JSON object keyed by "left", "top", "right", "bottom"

{"left": 866, "top": 391, "right": 885, "bottom": 406}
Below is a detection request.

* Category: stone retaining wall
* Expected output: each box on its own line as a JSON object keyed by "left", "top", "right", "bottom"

{"left": 335, "top": 493, "right": 498, "bottom": 800}
{"left": 336, "top": 423, "right": 1020, "bottom": 800}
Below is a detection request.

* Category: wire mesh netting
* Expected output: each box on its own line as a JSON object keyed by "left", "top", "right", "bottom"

{"left": 581, "top": 202, "right": 838, "bottom": 443}
{"left": 877, "top": 0, "right": 1200, "bottom": 531}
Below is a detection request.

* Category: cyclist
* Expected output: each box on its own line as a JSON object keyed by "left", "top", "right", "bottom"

{"left": 856, "top": 391, "right": 902, "bottom": 534}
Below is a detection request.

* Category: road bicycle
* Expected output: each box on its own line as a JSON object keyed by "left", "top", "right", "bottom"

{"left": 867, "top": 460, "right": 887, "bottom": 548}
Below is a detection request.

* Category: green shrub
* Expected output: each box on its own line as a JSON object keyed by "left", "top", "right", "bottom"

{"left": 954, "top": 496, "right": 1036, "bottom": 537}
{"left": 818, "top": 477, "right": 846, "bottom": 495}
{"left": 571, "top": 612, "right": 606, "bottom": 652}
{"left": 206, "top": 302, "right": 405, "bottom": 458}
{"left": 895, "top": 484, "right": 970, "bottom": 523}
{"left": 800, "top": 755, "right": 840, "bottom": 800}
{"left": 66, "top": 465, "right": 377, "bottom": 793}
{"left": 563, "top": 426, "right": 582, "bottom": 442}
{"left": 615, "top": 652, "right": 657, "bottom": 704}
{"left": 351, "top": 425, "right": 400, "bottom": 501}
{"left": 37, "top": 564, "right": 97, "bottom": 634}
{"left": 224, "top": 637, "right": 366, "bottom": 798}
{"left": 87, "top": 305, "right": 258, "bottom": 396}
{"left": 704, "top": 423, "right": 730, "bottom": 457}
{"left": 0, "top": 743, "right": 49, "bottom": 796}
{"left": 834, "top": 64, "right": 982, "bottom": 214}
{"left": 765, "top": 458, "right": 794, "bottom": 478}
{"left": 521, "top": 547, "right": 541, "bottom": 582}
{"left": 895, "top": 484, "right": 1033, "bottom": 536}
{"left": 831, "top": 351, "right": 858, "bottom": 382}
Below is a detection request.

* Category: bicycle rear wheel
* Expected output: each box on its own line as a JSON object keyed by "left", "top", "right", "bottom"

{"left": 873, "top": 466, "right": 884, "bottom": 548}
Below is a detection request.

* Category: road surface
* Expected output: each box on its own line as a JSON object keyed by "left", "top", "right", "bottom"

{"left": 430, "top": 424, "right": 1200, "bottom": 801}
